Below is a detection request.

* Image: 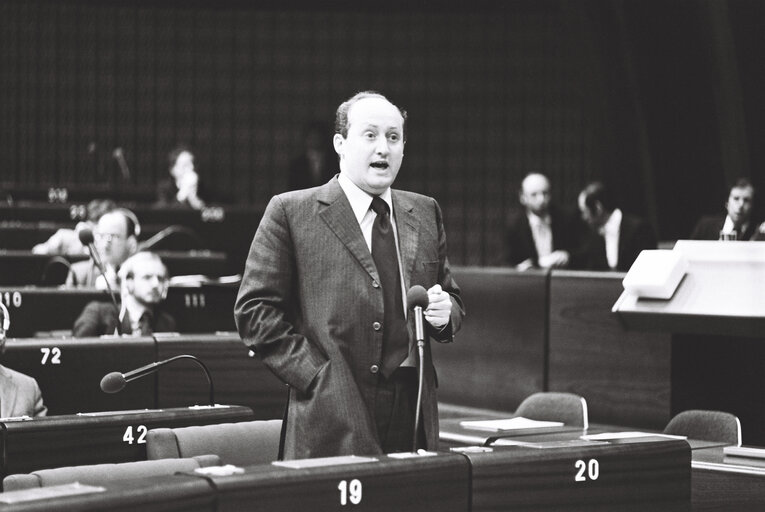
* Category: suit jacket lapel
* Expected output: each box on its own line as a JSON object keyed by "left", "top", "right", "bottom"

{"left": 392, "top": 191, "right": 420, "bottom": 292}
{"left": 318, "top": 179, "right": 379, "bottom": 281}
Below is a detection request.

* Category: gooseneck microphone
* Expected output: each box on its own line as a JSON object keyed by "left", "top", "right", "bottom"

{"left": 79, "top": 227, "right": 122, "bottom": 335}
{"left": 406, "top": 285, "right": 430, "bottom": 453}
{"left": 100, "top": 354, "right": 215, "bottom": 406}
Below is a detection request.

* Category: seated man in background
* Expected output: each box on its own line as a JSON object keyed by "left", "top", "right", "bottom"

{"left": 156, "top": 145, "right": 206, "bottom": 210}
{"left": 505, "top": 172, "right": 585, "bottom": 270}
{"left": 577, "top": 181, "right": 657, "bottom": 271}
{"left": 32, "top": 199, "right": 116, "bottom": 256}
{"left": 691, "top": 178, "right": 758, "bottom": 240}
{"left": 0, "top": 303, "right": 47, "bottom": 418}
{"left": 73, "top": 251, "right": 176, "bottom": 337}
{"left": 65, "top": 209, "right": 138, "bottom": 289}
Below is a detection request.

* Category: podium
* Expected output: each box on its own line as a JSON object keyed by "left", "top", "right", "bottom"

{"left": 613, "top": 241, "right": 765, "bottom": 445}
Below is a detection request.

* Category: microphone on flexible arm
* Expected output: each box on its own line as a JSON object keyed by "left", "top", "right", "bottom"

{"left": 78, "top": 227, "right": 121, "bottom": 335}
{"left": 112, "top": 147, "right": 131, "bottom": 180}
{"left": 100, "top": 354, "right": 215, "bottom": 406}
{"left": 406, "top": 285, "right": 430, "bottom": 453}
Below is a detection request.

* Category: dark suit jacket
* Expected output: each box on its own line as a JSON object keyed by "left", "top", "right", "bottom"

{"left": 581, "top": 212, "right": 657, "bottom": 272}
{"left": 235, "top": 177, "right": 464, "bottom": 459}
{"left": 691, "top": 215, "right": 757, "bottom": 241}
{"left": 505, "top": 205, "right": 586, "bottom": 267}
{"left": 73, "top": 301, "right": 176, "bottom": 337}
{"left": 0, "top": 365, "right": 47, "bottom": 418}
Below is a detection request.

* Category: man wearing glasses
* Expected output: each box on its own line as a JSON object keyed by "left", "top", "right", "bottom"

{"left": 65, "top": 209, "right": 138, "bottom": 289}
{"left": 73, "top": 251, "right": 176, "bottom": 337}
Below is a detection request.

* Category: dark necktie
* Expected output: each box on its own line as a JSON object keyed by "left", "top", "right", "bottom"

{"left": 370, "top": 196, "right": 409, "bottom": 378}
{"left": 138, "top": 311, "right": 153, "bottom": 336}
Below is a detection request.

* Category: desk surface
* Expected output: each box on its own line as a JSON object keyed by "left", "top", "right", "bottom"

{"left": 690, "top": 446, "right": 765, "bottom": 511}
{"left": 0, "top": 405, "right": 254, "bottom": 481}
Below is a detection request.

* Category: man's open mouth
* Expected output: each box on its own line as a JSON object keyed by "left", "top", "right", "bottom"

{"left": 370, "top": 161, "right": 389, "bottom": 169}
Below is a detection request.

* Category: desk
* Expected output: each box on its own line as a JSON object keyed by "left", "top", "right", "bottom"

{"left": 0, "top": 405, "right": 254, "bottom": 484}
{"left": 208, "top": 453, "right": 469, "bottom": 512}
{"left": 0, "top": 250, "right": 228, "bottom": 286}
{"left": 435, "top": 267, "right": 548, "bottom": 410}
{"left": 155, "top": 334, "right": 286, "bottom": 419}
{"left": 458, "top": 437, "right": 690, "bottom": 511}
{"left": 3, "top": 337, "right": 155, "bottom": 415}
{"left": 691, "top": 446, "right": 765, "bottom": 511}
{"left": 0, "top": 474, "right": 215, "bottom": 512}
{"left": 0, "top": 285, "right": 236, "bottom": 338}
{"left": 612, "top": 242, "right": 765, "bottom": 445}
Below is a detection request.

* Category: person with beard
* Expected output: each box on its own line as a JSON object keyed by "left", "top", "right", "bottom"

{"left": 73, "top": 251, "right": 176, "bottom": 337}
{"left": 505, "top": 172, "right": 585, "bottom": 270}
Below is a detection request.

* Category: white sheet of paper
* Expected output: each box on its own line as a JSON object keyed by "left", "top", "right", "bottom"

{"left": 459, "top": 416, "right": 564, "bottom": 432}
{"left": 580, "top": 431, "right": 686, "bottom": 441}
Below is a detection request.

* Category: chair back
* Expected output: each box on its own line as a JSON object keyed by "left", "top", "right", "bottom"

{"left": 2, "top": 454, "right": 220, "bottom": 491}
{"left": 663, "top": 409, "right": 742, "bottom": 445}
{"left": 41, "top": 256, "right": 72, "bottom": 286}
{"left": 147, "top": 420, "right": 282, "bottom": 466}
{"left": 515, "top": 392, "right": 589, "bottom": 428}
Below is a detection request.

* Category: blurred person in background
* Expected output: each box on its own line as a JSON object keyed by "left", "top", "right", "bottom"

{"left": 691, "top": 178, "right": 758, "bottom": 241}
{"left": 156, "top": 145, "right": 206, "bottom": 210}
{"left": 32, "top": 199, "right": 115, "bottom": 256}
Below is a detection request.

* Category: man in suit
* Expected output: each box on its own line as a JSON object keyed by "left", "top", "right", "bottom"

{"left": 65, "top": 209, "right": 139, "bottom": 289}
{"left": 235, "top": 91, "right": 464, "bottom": 459}
{"left": 505, "top": 172, "right": 585, "bottom": 269}
{"left": 0, "top": 303, "right": 47, "bottom": 418}
{"left": 73, "top": 251, "right": 176, "bottom": 337}
{"left": 577, "top": 181, "right": 657, "bottom": 271}
{"left": 691, "top": 178, "right": 758, "bottom": 240}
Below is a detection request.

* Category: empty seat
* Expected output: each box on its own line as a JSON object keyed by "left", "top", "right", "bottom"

{"left": 3, "top": 454, "right": 220, "bottom": 491}
{"left": 147, "top": 420, "right": 282, "bottom": 466}
{"left": 515, "top": 392, "right": 589, "bottom": 428}
{"left": 663, "top": 409, "right": 742, "bottom": 446}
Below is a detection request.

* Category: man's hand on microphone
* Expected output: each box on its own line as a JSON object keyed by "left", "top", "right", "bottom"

{"left": 424, "top": 284, "right": 452, "bottom": 329}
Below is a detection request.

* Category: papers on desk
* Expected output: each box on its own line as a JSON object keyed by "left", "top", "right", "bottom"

{"left": 723, "top": 446, "right": 765, "bottom": 460}
{"left": 459, "top": 416, "right": 564, "bottom": 432}
{"left": 273, "top": 455, "right": 378, "bottom": 469}
{"left": 580, "top": 431, "right": 686, "bottom": 441}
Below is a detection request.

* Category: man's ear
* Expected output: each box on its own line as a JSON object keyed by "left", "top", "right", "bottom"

{"left": 127, "top": 236, "right": 138, "bottom": 254}
{"left": 332, "top": 133, "right": 345, "bottom": 159}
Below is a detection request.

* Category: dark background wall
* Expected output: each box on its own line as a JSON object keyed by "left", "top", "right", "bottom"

{"left": 2, "top": 0, "right": 763, "bottom": 265}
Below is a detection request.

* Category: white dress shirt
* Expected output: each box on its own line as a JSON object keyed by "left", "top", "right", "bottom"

{"left": 527, "top": 212, "right": 553, "bottom": 259}
{"left": 600, "top": 208, "right": 622, "bottom": 270}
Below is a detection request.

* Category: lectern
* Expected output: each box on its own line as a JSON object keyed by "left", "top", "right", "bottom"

{"left": 613, "top": 241, "right": 765, "bottom": 445}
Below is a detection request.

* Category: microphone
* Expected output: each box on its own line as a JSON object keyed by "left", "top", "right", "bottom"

{"left": 79, "top": 227, "right": 121, "bottom": 335}
{"left": 112, "top": 147, "right": 131, "bottom": 180}
{"left": 100, "top": 355, "right": 215, "bottom": 406}
{"left": 406, "top": 285, "right": 429, "bottom": 347}
{"left": 406, "top": 285, "right": 430, "bottom": 453}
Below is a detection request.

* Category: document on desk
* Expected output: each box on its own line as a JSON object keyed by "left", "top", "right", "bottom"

{"left": 459, "top": 416, "right": 564, "bottom": 432}
{"left": 580, "top": 431, "right": 686, "bottom": 441}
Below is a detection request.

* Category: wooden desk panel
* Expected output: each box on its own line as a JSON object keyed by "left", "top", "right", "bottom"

{"left": 155, "top": 334, "right": 286, "bottom": 420}
{"left": 0, "top": 474, "right": 215, "bottom": 512}
{"left": 434, "top": 267, "right": 548, "bottom": 411}
{"left": 691, "top": 446, "right": 765, "bottom": 511}
{"left": 3, "top": 337, "right": 156, "bottom": 415}
{"left": 209, "top": 453, "right": 470, "bottom": 512}
{"left": 0, "top": 405, "right": 254, "bottom": 482}
{"left": 548, "top": 270, "right": 672, "bottom": 430}
{"left": 460, "top": 438, "right": 690, "bottom": 511}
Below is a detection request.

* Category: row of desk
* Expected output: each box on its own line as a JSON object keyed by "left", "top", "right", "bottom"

{"left": 3, "top": 333, "right": 286, "bottom": 419}
{"left": 1, "top": 202, "right": 263, "bottom": 275}
{"left": 0, "top": 431, "right": 691, "bottom": 511}
{"left": 1, "top": 284, "right": 238, "bottom": 338}
{"left": 0, "top": 250, "right": 229, "bottom": 286}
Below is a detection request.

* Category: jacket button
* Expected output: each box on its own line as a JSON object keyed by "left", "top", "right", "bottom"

{"left": 372, "top": 280, "right": 380, "bottom": 288}
{"left": 372, "top": 321, "right": 381, "bottom": 331}
{"left": 370, "top": 364, "right": 380, "bottom": 374}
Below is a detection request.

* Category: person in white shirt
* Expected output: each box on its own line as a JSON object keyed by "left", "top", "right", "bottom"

{"left": 577, "top": 181, "right": 656, "bottom": 271}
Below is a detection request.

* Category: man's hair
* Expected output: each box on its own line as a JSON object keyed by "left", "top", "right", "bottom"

{"left": 118, "top": 251, "right": 167, "bottom": 284}
{"left": 729, "top": 177, "right": 755, "bottom": 198}
{"left": 86, "top": 199, "right": 116, "bottom": 222}
{"left": 518, "top": 172, "right": 550, "bottom": 196}
{"left": 581, "top": 181, "right": 617, "bottom": 212}
{"left": 334, "top": 91, "right": 408, "bottom": 141}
